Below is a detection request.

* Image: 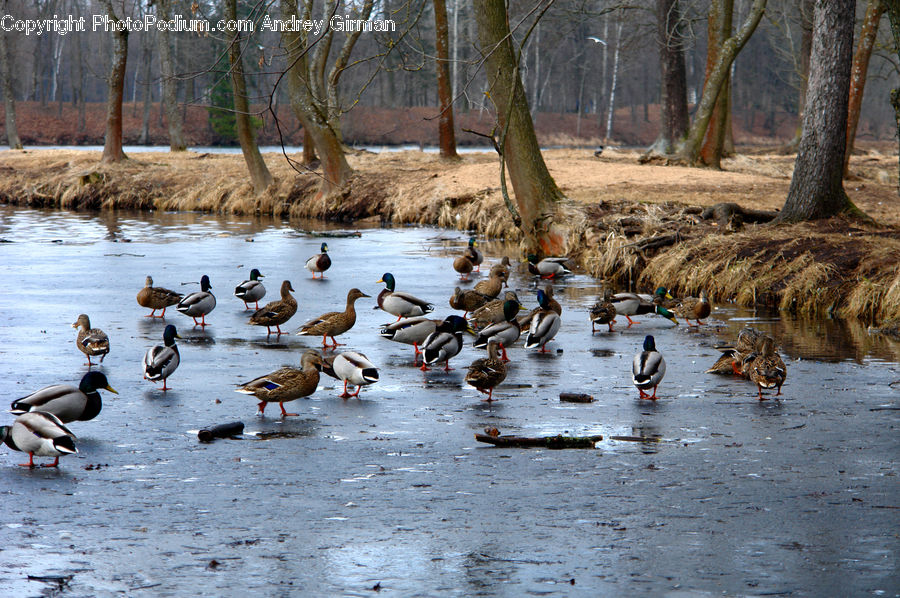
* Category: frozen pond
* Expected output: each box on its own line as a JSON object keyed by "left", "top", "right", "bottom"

{"left": 0, "top": 205, "right": 897, "bottom": 596}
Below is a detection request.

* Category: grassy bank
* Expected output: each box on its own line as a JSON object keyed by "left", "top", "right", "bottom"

{"left": 0, "top": 147, "right": 897, "bottom": 323}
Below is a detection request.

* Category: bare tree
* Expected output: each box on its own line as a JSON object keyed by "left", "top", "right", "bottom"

{"left": 99, "top": 0, "right": 129, "bottom": 163}
{"left": 844, "top": 0, "right": 885, "bottom": 177}
{"left": 434, "top": 0, "right": 458, "bottom": 158}
{"left": 646, "top": 0, "right": 688, "bottom": 156}
{"left": 883, "top": 0, "right": 899, "bottom": 195}
{"left": 157, "top": 0, "right": 187, "bottom": 151}
{"left": 698, "top": 0, "right": 734, "bottom": 168}
{"left": 0, "top": 0, "right": 22, "bottom": 149}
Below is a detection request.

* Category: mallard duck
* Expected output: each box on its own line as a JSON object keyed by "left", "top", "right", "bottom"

{"left": 322, "top": 351, "right": 379, "bottom": 398}
{"left": 297, "top": 288, "right": 369, "bottom": 348}
{"left": 136, "top": 275, "right": 182, "bottom": 318}
{"left": 673, "top": 290, "right": 711, "bottom": 326}
{"left": 177, "top": 274, "right": 216, "bottom": 327}
{"left": 236, "top": 349, "right": 324, "bottom": 416}
{"left": 746, "top": 335, "right": 787, "bottom": 400}
{"left": 633, "top": 335, "right": 666, "bottom": 400}
{"left": 306, "top": 242, "right": 332, "bottom": 278}
{"left": 472, "top": 265, "right": 507, "bottom": 298}
{"left": 234, "top": 268, "right": 266, "bottom": 310}
{"left": 518, "top": 287, "right": 562, "bottom": 330}
{"left": 449, "top": 286, "right": 493, "bottom": 316}
{"left": 473, "top": 300, "right": 521, "bottom": 362}
{"left": 143, "top": 324, "right": 181, "bottom": 391}
{"left": 467, "top": 237, "right": 484, "bottom": 272}
{"left": 611, "top": 292, "right": 679, "bottom": 326}
{"left": 706, "top": 326, "right": 763, "bottom": 376}
{"left": 524, "top": 290, "right": 562, "bottom": 353}
{"left": 465, "top": 340, "right": 507, "bottom": 402}
{"left": 640, "top": 286, "right": 675, "bottom": 307}
{"left": 495, "top": 256, "right": 511, "bottom": 286}
{"left": 249, "top": 280, "right": 298, "bottom": 336}
{"left": 11, "top": 371, "right": 118, "bottom": 423}
{"left": 590, "top": 289, "right": 616, "bottom": 333}
{"left": 527, "top": 255, "right": 571, "bottom": 278}
{"left": 72, "top": 314, "right": 110, "bottom": 366}
{"left": 0, "top": 412, "right": 77, "bottom": 468}
{"left": 379, "top": 316, "right": 441, "bottom": 362}
{"left": 376, "top": 273, "right": 434, "bottom": 321}
{"left": 453, "top": 255, "right": 475, "bottom": 281}
{"left": 422, "top": 315, "right": 471, "bottom": 371}
{"left": 469, "top": 290, "right": 521, "bottom": 330}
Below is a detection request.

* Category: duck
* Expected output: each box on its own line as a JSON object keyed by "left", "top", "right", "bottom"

{"left": 249, "top": 280, "right": 298, "bottom": 336}
{"left": 322, "top": 351, "right": 379, "bottom": 398}
{"left": 640, "top": 286, "right": 676, "bottom": 307}
{"left": 236, "top": 349, "right": 324, "bottom": 417}
{"left": 633, "top": 334, "right": 666, "bottom": 400}
{"left": 376, "top": 273, "right": 434, "bottom": 321}
{"left": 379, "top": 316, "right": 441, "bottom": 362}
{"left": 422, "top": 315, "right": 471, "bottom": 371}
{"left": 142, "top": 324, "right": 181, "bottom": 391}
{"left": 518, "top": 286, "right": 562, "bottom": 330}
{"left": 306, "top": 242, "right": 332, "bottom": 278}
{"left": 610, "top": 292, "right": 679, "bottom": 326}
{"left": 0, "top": 412, "right": 77, "bottom": 468}
{"left": 527, "top": 255, "right": 571, "bottom": 278}
{"left": 673, "top": 290, "right": 712, "bottom": 326}
{"left": 465, "top": 340, "right": 507, "bottom": 402}
{"left": 136, "top": 275, "right": 183, "bottom": 318}
{"left": 72, "top": 314, "right": 110, "bottom": 367}
{"left": 177, "top": 274, "right": 216, "bottom": 326}
{"left": 706, "top": 326, "right": 763, "bottom": 376}
{"left": 449, "top": 286, "right": 493, "bottom": 316}
{"left": 469, "top": 290, "right": 521, "bottom": 331}
{"left": 234, "top": 268, "right": 266, "bottom": 310}
{"left": 746, "top": 335, "right": 787, "bottom": 400}
{"left": 473, "top": 300, "right": 522, "bottom": 362}
{"left": 453, "top": 255, "right": 475, "bottom": 281}
{"left": 11, "top": 371, "right": 118, "bottom": 423}
{"left": 466, "top": 237, "right": 484, "bottom": 272}
{"left": 495, "top": 256, "right": 511, "bottom": 286}
{"left": 590, "top": 289, "right": 616, "bottom": 333}
{"left": 297, "top": 288, "right": 369, "bottom": 348}
{"left": 524, "top": 290, "right": 562, "bottom": 353}
{"left": 472, "top": 265, "right": 507, "bottom": 299}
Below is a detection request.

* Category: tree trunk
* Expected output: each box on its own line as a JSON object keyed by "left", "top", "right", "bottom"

{"left": 226, "top": 0, "right": 272, "bottom": 194}
{"left": 778, "top": 0, "right": 859, "bottom": 222}
{"left": 783, "top": 0, "right": 814, "bottom": 152}
{"left": 648, "top": 0, "right": 689, "bottom": 154}
{"left": 0, "top": 10, "right": 21, "bottom": 150}
{"left": 473, "top": 0, "right": 566, "bottom": 256}
{"left": 99, "top": 0, "right": 128, "bottom": 163}
{"left": 699, "top": 0, "right": 734, "bottom": 169}
{"left": 303, "top": 128, "right": 317, "bottom": 164}
{"left": 73, "top": 0, "right": 86, "bottom": 132}
{"left": 881, "top": 0, "right": 899, "bottom": 195}
{"left": 139, "top": 29, "right": 153, "bottom": 145}
{"left": 158, "top": 0, "right": 187, "bottom": 151}
{"left": 604, "top": 21, "right": 624, "bottom": 142}
{"left": 844, "top": 0, "right": 885, "bottom": 177}
{"left": 433, "top": 0, "right": 458, "bottom": 158}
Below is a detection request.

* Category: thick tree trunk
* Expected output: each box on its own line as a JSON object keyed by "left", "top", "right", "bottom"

{"left": 844, "top": 0, "right": 885, "bottom": 177}
{"left": 226, "top": 0, "right": 272, "bottom": 194}
{"left": 783, "top": 0, "right": 814, "bottom": 152}
{"left": 99, "top": 0, "right": 128, "bottom": 163}
{"left": 0, "top": 8, "right": 22, "bottom": 150}
{"left": 433, "top": 0, "right": 458, "bottom": 158}
{"left": 880, "top": 0, "right": 899, "bottom": 195}
{"left": 699, "top": 0, "right": 734, "bottom": 169}
{"left": 648, "top": 0, "right": 689, "bottom": 154}
{"left": 473, "top": 0, "right": 566, "bottom": 256}
{"left": 158, "top": 0, "right": 187, "bottom": 151}
{"left": 303, "top": 128, "right": 317, "bottom": 164}
{"left": 778, "top": 0, "right": 858, "bottom": 222}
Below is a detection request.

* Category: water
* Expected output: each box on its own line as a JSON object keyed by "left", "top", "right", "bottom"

{"left": 0, "top": 205, "right": 897, "bottom": 597}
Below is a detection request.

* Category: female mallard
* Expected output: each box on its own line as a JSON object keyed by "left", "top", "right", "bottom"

{"left": 137, "top": 275, "right": 182, "bottom": 318}
{"left": 297, "top": 288, "right": 369, "bottom": 348}
{"left": 306, "top": 242, "right": 332, "bottom": 279}
{"left": 747, "top": 336, "right": 787, "bottom": 400}
{"left": 472, "top": 265, "right": 507, "bottom": 299}
{"left": 236, "top": 349, "right": 324, "bottom": 417}
{"left": 322, "top": 351, "right": 379, "bottom": 398}
{"left": 376, "top": 273, "right": 434, "bottom": 321}
{"left": 450, "top": 286, "right": 493, "bottom": 316}
{"left": 1, "top": 412, "right": 77, "bottom": 468}
{"left": 422, "top": 315, "right": 471, "bottom": 371}
{"left": 72, "top": 314, "right": 110, "bottom": 366}
{"left": 524, "top": 290, "right": 562, "bottom": 353}
{"left": 249, "top": 280, "right": 298, "bottom": 336}
{"left": 527, "top": 255, "right": 571, "bottom": 278}
{"left": 611, "top": 292, "right": 678, "bottom": 326}
{"left": 380, "top": 316, "right": 441, "bottom": 362}
{"left": 590, "top": 289, "right": 616, "bottom": 333}
{"left": 469, "top": 290, "right": 521, "bottom": 331}
{"left": 11, "top": 371, "right": 118, "bottom": 423}
{"left": 453, "top": 255, "right": 475, "bottom": 281}
{"left": 143, "top": 324, "right": 181, "bottom": 391}
{"left": 234, "top": 268, "right": 266, "bottom": 310}
{"left": 465, "top": 340, "right": 507, "bottom": 402}
{"left": 673, "top": 290, "right": 712, "bottom": 326}
{"left": 467, "top": 237, "right": 484, "bottom": 272}
{"left": 177, "top": 274, "right": 216, "bottom": 327}
{"left": 495, "top": 256, "right": 511, "bottom": 286}
{"left": 473, "top": 300, "right": 522, "bottom": 362}
{"left": 633, "top": 335, "right": 666, "bottom": 400}
{"left": 706, "top": 326, "right": 763, "bottom": 376}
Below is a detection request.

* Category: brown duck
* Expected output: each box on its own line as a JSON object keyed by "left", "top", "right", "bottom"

{"left": 747, "top": 336, "right": 787, "bottom": 400}
{"left": 72, "top": 314, "right": 110, "bottom": 366}
{"left": 469, "top": 290, "right": 521, "bottom": 330}
{"left": 674, "top": 290, "right": 712, "bottom": 326}
{"left": 236, "top": 350, "right": 325, "bottom": 417}
{"left": 450, "top": 286, "right": 493, "bottom": 316}
{"left": 249, "top": 280, "right": 298, "bottom": 336}
{"left": 136, "top": 275, "right": 183, "bottom": 318}
{"left": 472, "top": 265, "right": 508, "bottom": 299}
{"left": 297, "top": 288, "right": 370, "bottom": 348}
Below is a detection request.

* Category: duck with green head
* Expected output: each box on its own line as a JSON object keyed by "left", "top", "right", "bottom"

{"left": 306, "top": 243, "right": 331, "bottom": 279}
{"left": 143, "top": 324, "right": 181, "bottom": 391}
{"left": 11, "top": 371, "right": 118, "bottom": 423}
{"left": 234, "top": 268, "right": 266, "bottom": 310}
{"left": 473, "top": 299, "right": 523, "bottom": 362}
{"left": 633, "top": 335, "right": 666, "bottom": 400}
{"left": 376, "top": 273, "right": 434, "bottom": 321}
{"left": 422, "top": 315, "right": 472, "bottom": 371}
{"left": 177, "top": 275, "right": 216, "bottom": 327}
{"left": 524, "top": 289, "right": 562, "bottom": 353}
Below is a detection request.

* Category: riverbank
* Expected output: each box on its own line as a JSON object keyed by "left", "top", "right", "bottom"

{"left": 0, "top": 146, "right": 897, "bottom": 322}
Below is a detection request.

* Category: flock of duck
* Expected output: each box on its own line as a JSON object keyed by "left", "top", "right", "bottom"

{"left": 1, "top": 238, "right": 787, "bottom": 469}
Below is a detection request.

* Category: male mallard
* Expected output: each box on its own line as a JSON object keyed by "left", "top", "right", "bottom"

{"left": 297, "top": 288, "right": 369, "bottom": 348}
{"left": 453, "top": 255, "right": 475, "bottom": 281}
{"left": 467, "top": 237, "right": 484, "bottom": 272}
{"left": 249, "top": 280, "right": 298, "bottom": 336}
{"left": 519, "top": 287, "right": 562, "bottom": 331}
{"left": 449, "top": 286, "right": 493, "bottom": 316}
{"left": 640, "top": 286, "right": 675, "bottom": 307}
{"left": 469, "top": 290, "right": 521, "bottom": 331}
{"left": 746, "top": 335, "right": 787, "bottom": 400}
{"left": 72, "top": 314, "right": 110, "bottom": 367}
{"left": 527, "top": 255, "right": 571, "bottom": 278}
{"left": 380, "top": 316, "right": 441, "bottom": 362}
{"left": 524, "top": 290, "right": 562, "bottom": 353}
{"left": 472, "top": 265, "right": 507, "bottom": 299}
{"left": 465, "top": 340, "right": 507, "bottom": 402}
{"left": 706, "top": 326, "right": 763, "bottom": 376}
{"left": 234, "top": 268, "right": 266, "bottom": 310}
{"left": 306, "top": 242, "right": 332, "bottom": 279}
{"left": 633, "top": 335, "right": 666, "bottom": 400}
{"left": 590, "top": 289, "right": 616, "bottom": 333}
{"left": 236, "top": 349, "right": 324, "bottom": 417}
{"left": 611, "top": 292, "right": 679, "bottom": 326}
{"left": 473, "top": 300, "right": 522, "bottom": 362}
{"left": 0, "top": 412, "right": 77, "bottom": 468}
{"left": 143, "top": 324, "right": 181, "bottom": 391}
{"left": 136, "top": 275, "right": 182, "bottom": 318}
{"left": 322, "top": 351, "right": 379, "bottom": 398}
{"left": 376, "top": 273, "right": 434, "bottom": 321}
{"left": 422, "top": 315, "right": 471, "bottom": 371}
{"left": 11, "top": 371, "right": 118, "bottom": 423}
{"left": 673, "top": 290, "right": 712, "bottom": 326}
{"left": 177, "top": 274, "right": 216, "bottom": 326}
